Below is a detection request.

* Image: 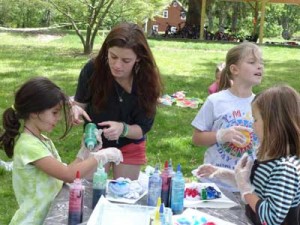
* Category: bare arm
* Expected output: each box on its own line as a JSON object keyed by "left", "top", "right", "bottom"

{"left": 33, "top": 156, "right": 98, "bottom": 183}
{"left": 244, "top": 193, "right": 260, "bottom": 213}
{"left": 192, "top": 129, "right": 217, "bottom": 146}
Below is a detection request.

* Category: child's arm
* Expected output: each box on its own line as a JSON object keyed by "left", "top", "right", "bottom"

{"left": 192, "top": 129, "right": 217, "bottom": 146}
{"left": 33, "top": 147, "right": 122, "bottom": 183}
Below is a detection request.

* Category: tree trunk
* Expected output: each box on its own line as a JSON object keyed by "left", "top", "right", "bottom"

{"left": 186, "top": 0, "right": 201, "bottom": 26}
{"left": 84, "top": 43, "right": 92, "bottom": 55}
{"left": 231, "top": 3, "right": 239, "bottom": 33}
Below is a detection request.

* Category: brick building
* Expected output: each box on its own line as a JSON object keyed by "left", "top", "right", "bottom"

{"left": 145, "top": 0, "right": 186, "bottom": 35}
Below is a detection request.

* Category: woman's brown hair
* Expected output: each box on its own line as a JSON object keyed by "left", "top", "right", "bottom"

{"left": 90, "top": 22, "right": 163, "bottom": 117}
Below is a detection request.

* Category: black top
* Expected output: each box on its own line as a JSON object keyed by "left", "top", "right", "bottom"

{"left": 74, "top": 60, "right": 154, "bottom": 148}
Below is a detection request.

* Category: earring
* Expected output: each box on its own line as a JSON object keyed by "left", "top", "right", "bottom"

{"left": 134, "top": 63, "right": 140, "bottom": 75}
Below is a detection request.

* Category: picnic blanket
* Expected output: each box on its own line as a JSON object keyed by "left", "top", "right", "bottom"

{"left": 159, "top": 91, "right": 203, "bottom": 109}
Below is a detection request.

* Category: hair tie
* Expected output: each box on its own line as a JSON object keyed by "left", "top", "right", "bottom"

{"left": 11, "top": 104, "right": 16, "bottom": 111}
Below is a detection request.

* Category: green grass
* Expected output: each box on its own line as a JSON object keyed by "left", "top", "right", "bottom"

{"left": 0, "top": 31, "right": 300, "bottom": 224}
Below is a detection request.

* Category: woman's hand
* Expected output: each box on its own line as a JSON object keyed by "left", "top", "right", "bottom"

{"left": 98, "top": 121, "right": 124, "bottom": 141}
{"left": 71, "top": 104, "right": 91, "bottom": 125}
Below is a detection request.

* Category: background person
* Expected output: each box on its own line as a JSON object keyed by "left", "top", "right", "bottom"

{"left": 192, "top": 42, "right": 264, "bottom": 191}
{"left": 0, "top": 76, "right": 122, "bottom": 225}
{"left": 208, "top": 62, "right": 225, "bottom": 94}
{"left": 71, "top": 22, "right": 163, "bottom": 180}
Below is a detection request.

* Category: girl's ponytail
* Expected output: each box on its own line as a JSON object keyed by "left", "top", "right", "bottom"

{"left": 0, "top": 107, "right": 21, "bottom": 158}
{"left": 218, "top": 67, "right": 232, "bottom": 91}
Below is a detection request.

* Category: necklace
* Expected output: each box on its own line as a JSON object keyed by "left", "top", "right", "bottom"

{"left": 115, "top": 84, "right": 125, "bottom": 102}
{"left": 24, "top": 126, "right": 55, "bottom": 156}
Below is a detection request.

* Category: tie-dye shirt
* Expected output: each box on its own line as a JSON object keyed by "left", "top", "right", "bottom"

{"left": 10, "top": 133, "right": 63, "bottom": 225}
{"left": 192, "top": 89, "right": 258, "bottom": 191}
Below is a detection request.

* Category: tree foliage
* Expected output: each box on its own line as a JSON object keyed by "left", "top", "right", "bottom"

{"left": 0, "top": 0, "right": 299, "bottom": 49}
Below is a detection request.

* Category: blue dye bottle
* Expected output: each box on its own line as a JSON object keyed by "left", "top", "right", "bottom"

{"left": 68, "top": 171, "right": 84, "bottom": 225}
{"left": 170, "top": 164, "right": 185, "bottom": 215}
{"left": 92, "top": 163, "right": 107, "bottom": 209}
{"left": 147, "top": 165, "right": 162, "bottom": 206}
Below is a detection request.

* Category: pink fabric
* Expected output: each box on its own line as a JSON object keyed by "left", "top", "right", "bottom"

{"left": 120, "top": 141, "right": 146, "bottom": 165}
{"left": 208, "top": 81, "right": 219, "bottom": 94}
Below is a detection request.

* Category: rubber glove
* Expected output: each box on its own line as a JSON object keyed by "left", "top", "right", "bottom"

{"left": 193, "top": 164, "right": 236, "bottom": 187}
{"left": 90, "top": 147, "right": 123, "bottom": 165}
{"left": 216, "top": 126, "right": 251, "bottom": 145}
{"left": 94, "top": 128, "right": 103, "bottom": 149}
{"left": 76, "top": 133, "right": 103, "bottom": 160}
{"left": 234, "top": 153, "right": 255, "bottom": 201}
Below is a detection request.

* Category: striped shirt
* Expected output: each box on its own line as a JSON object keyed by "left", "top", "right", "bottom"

{"left": 247, "top": 156, "right": 300, "bottom": 225}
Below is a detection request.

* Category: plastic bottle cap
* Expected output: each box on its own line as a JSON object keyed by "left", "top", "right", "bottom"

{"left": 87, "top": 142, "right": 95, "bottom": 150}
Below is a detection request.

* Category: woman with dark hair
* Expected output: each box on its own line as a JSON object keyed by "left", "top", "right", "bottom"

{"left": 71, "top": 22, "right": 163, "bottom": 180}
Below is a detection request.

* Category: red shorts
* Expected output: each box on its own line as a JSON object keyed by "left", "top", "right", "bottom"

{"left": 120, "top": 141, "right": 147, "bottom": 165}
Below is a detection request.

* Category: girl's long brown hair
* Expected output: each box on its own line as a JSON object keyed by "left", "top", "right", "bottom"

{"left": 90, "top": 22, "right": 163, "bottom": 117}
{"left": 252, "top": 85, "right": 300, "bottom": 160}
{"left": 0, "top": 77, "right": 72, "bottom": 158}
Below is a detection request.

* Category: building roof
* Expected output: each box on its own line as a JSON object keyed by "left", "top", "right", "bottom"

{"left": 223, "top": 0, "right": 299, "bottom": 4}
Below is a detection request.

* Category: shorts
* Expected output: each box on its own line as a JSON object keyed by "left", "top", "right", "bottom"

{"left": 120, "top": 141, "right": 147, "bottom": 165}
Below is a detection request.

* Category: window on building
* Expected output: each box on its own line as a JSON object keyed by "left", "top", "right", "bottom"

{"left": 152, "top": 25, "right": 158, "bottom": 32}
{"left": 180, "top": 11, "right": 186, "bottom": 20}
{"left": 163, "top": 10, "right": 168, "bottom": 18}
{"left": 172, "top": 1, "right": 178, "bottom": 7}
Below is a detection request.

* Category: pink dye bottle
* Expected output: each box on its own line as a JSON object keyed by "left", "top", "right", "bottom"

{"left": 161, "top": 160, "right": 171, "bottom": 207}
{"left": 68, "top": 171, "right": 84, "bottom": 225}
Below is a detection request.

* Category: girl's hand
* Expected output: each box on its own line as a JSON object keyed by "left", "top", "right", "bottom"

{"left": 98, "top": 121, "right": 124, "bottom": 141}
{"left": 216, "top": 126, "right": 252, "bottom": 145}
{"left": 234, "top": 153, "right": 255, "bottom": 201}
{"left": 90, "top": 147, "right": 123, "bottom": 165}
{"left": 193, "top": 164, "right": 218, "bottom": 178}
{"left": 193, "top": 164, "right": 236, "bottom": 187}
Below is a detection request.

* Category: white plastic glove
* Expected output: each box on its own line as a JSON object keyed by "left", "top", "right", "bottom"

{"left": 76, "top": 133, "right": 103, "bottom": 160}
{"left": 216, "top": 126, "right": 251, "bottom": 145}
{"left": 234, "top": 153, "right": 255, "bottom": 202}
{"left": 90, "top": 147, "right": 123, "bottom": 165}
{"left": 76, "top": 144, "right": 90, "bottom": 160}
{"left": 193, "top": 164, "right": 237, "bottom": 187}
{"left": 94, "top": 129, "right": 103, "bottom": 148}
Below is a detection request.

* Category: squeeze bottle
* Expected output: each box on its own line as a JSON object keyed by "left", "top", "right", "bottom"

{"left": 92, "top": 163, "right": 107, "bottom": 209}
{"left": 84, "top": 123, "right": 98, "bottom": 150}
{"left": 68, "top": 171, "right": 84, "bottom": 225}
{"left": 161, "top": 160, "right": 170, "bottom": 207}
{"left": 147, "top": 165, "right": 162, "bottom": 206}
{"left": 170, "top": 164, "right": 185, "bottom": 215}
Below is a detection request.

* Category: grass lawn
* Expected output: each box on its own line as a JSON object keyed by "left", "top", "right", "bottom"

{"left": 0, "top": 31, "right": 300, "bottom": 224}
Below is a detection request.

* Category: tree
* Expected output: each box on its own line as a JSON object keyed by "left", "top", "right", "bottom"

{"left": 48, "top": 0, "right": 168, "bottom": 54}
{"left": 48, "top": 0, "right": 115, "bottom": 54}
{"left": 104, "top": 0, "right": 169, "bottom": 28}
